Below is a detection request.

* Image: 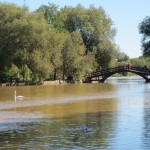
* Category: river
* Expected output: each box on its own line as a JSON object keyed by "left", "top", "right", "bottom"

{"left": 0, "top": 76, "right": 150, "bottom": 149}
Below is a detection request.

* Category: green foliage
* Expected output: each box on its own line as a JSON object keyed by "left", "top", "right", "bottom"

{"left": 0, "top": 66, "right": 10, "bottom": 82}
{"left": 131, "top": 57, "right": 150, "bottom": 67}
{"left": 139, "top": 16, "right": 150, "bottom": 56}
{"left": 116, "top": 51, "right": 129, "bottom": 62}
{"left": 96, "top": 40, "right": 116, "bottom": 68}
{"left": 0, "top": 64, "right": 19, "bottom": 82}
{"left": 58, "top": 5, "right": 116, "bottom": 56}
{"left": 46, "top": 29, "right": 65, "bottom": 79}
{"left": 36, "top": 3, "right": 58, "bottom": 26}
{"left": 27, "top": 49, "right": 53, "bottom": 81}
{"left": 9, "top": 64, "right": 19, "bottom": 76}
{"left": 0, "top": 2, "right": 131, "bottom": 82}
{"left": 0, "top": 3, "right": 53, "bottom": 81}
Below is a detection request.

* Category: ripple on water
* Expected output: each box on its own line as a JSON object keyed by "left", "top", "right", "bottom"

{"left": 0, "top": 111, "right": 43, "bottom": 131}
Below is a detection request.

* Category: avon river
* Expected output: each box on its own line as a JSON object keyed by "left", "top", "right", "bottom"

{"left": 0, "top": 76, "right": 150, "bottom": 149}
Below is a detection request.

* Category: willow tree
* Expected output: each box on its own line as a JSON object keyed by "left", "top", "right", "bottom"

{"left": 0, "top": 3, "right": 29, "bottom": 80}
{"left": 87, "top": 5, "right": 117, "bottom": 68}
{"left": 61, "top": 31, "right": 91, "bottom": 80}
{"left": 16, "top": 10, "right": 54, "bottom": 81}
{"left": 46, "top": 29, "right": 65, "bottom": 80}
{"left": 37, "top": 4, "right": 96, "bottom": 79}
{"left": 56, "top": 4, "right": 117, "bottom": 68}
{"left": 0, "top": 3, "right": 53, "bottom": 81}
{"left": 0, "top": 3, "right": 27, "bottom": 66}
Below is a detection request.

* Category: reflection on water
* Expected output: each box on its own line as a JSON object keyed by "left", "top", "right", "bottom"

{"left": 0, "top": 77, "right": 150, "bottom": 149}
{"left": 0, "top": 112, "right": 117, "bottom": 149}
{"left": 142, "top": 94, "right": 150, "bottom": 149}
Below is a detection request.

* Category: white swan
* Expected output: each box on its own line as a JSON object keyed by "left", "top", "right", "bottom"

{"left": 14, "top": 90, "right": 24, "bottom": 102}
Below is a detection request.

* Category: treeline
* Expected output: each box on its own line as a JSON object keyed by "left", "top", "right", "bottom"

{"left": 0, "top": 2, "right": 147, "bottom": 83}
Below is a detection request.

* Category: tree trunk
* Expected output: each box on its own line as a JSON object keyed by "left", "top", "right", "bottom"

{"left": 62, "top": 67, "right": 66, "bottom": 81}
{"left": 53, "top": 68, "right": 57, "bottom": 80}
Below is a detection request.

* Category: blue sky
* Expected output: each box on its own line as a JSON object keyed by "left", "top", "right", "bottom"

{"left": 1, "top": 0, "right": 150, "bottom": 58}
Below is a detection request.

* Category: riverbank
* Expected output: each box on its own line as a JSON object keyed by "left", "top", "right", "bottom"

{"left": 0, "top": 79, "right": 84, "bottom": 86}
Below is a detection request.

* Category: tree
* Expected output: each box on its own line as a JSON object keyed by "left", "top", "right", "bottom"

{"left": 0, "top": 3, "right": 28, "bottom": 66}
{"left": 46, "top": 29, "right": 65, "bottom": 80}
{"left": 61, "top": 31, "right": 94, "bottom": 80}
{"left": 95, "top": 40, "right": 118, "bottom": 68}
{"left": 116, "top": 52, "right": 129, "bottom": 62}
{"left": 57, "top": 5, "right": 117, "bottom": 68}
{"left": 0, "top": 3, "right": 120, "bottom": 82}
{"left": 131, "top": 56, "right": 150, "bottom": 68}
{"left": 36, "top": 3, "right": 58, "bottom": 26}
{"left": 27, "top": 49, "right": 53, "bottom": 81}
{"left": 0, "top": 3, "right": 53, "bottom": 81}
{"left": 139, "top": 16, "right": 150, "bottom": 56}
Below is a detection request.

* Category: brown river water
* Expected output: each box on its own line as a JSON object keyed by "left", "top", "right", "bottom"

{"left": 0, "top": 76, "right": 150, "bottom": 149}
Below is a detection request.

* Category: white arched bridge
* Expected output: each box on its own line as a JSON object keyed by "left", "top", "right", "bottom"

{"left": 85, "top": 66, "right": 150, "bottom": 83}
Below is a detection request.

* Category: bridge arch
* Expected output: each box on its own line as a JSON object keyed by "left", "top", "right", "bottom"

{"left": 101, "top": 70, "right": 148, "bottom": 83}
{"left": 86, "top": 66, "right": 150, "bottom": 83}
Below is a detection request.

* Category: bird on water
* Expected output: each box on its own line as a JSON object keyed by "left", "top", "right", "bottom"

{"left": 14, "top": 90, "right": 24, "bottom": 102}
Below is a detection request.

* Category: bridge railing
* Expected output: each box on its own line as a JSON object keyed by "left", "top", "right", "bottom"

{"left": 131, "top": 66, "right": 150, "bottom": 72}
{"left": 88, "top": 66, "right": 127, "bottom": 77}
{"left": 87, "top": 65, "right": 150, "bottom": 78}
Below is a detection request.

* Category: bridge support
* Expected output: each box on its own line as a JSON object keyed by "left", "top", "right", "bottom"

{"left": 84, "top": 77, "right": 92, "bottom": 83}
{"left": 99, "top": 79, "right": 104, "bottom": 83}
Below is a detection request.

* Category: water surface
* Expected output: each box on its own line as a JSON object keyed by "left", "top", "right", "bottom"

{"left": 0, "top": 77, "right": 150, "bottom": 149}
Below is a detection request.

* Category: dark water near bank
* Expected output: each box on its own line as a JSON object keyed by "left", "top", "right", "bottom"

{"left": 0, "top": 77, "right": 150, "bottom": 149}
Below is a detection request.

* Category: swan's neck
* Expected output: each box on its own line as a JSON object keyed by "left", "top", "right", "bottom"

{"left": 15, "top": 91, "right": 16, "bottom": 102}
